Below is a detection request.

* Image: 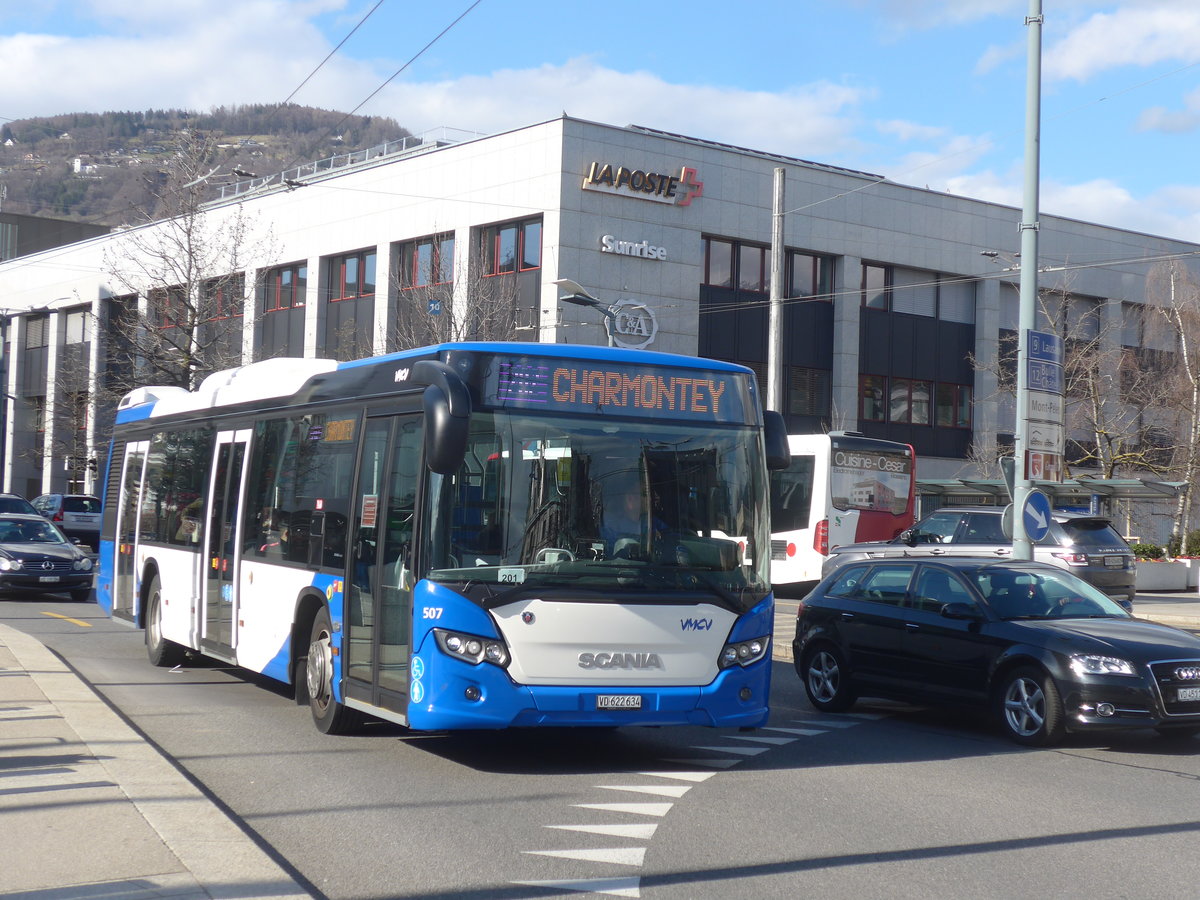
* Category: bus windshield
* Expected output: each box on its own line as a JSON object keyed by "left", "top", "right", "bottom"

{"left": 425, "top": 409, "right": 770, "bottom": 611}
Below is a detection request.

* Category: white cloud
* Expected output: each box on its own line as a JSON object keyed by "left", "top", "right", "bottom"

{"left": 1045, "top": 3, "right": 1200, "bottom": 82}
{"left": 371, "top": 59, "right": 875, "bottom": 161}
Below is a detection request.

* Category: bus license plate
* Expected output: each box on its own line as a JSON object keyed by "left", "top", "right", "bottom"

{"left": 597, "top": 694, "right": 642, "bottom": 710}
{"left": 1178, "top": 687, "right": 1200, "bottom": 702}
{"left": 38, "top": 576, "right": 60, "bottom": 583}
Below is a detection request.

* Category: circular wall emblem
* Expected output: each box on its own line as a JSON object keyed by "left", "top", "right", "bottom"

{"left": 609, "top": 299, "right": 658, "bottom": 350}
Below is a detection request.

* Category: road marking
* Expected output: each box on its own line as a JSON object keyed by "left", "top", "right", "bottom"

{"left": 597, "top": 784, "right": 692, "bottom": 798}
{"left": 574, "top": 801, "right": 673, "bottom": 817}
{"left": 40, "top": 611, "right": 92, "bottom": 627}
{"left": 636, "top": 770, "right": 715, "bottom": 782}
{"left": 661, "top": 756, "right": 741, "bottom": 768}
{"left": 727, "top": 734, "right": 798, "bottom": 745}
{"left": 524, "top": 847, "right": 647, "bottom": 866}
{"left": 513, "top": 877, "right": 641, "bottom": 897}
{"left": 689, "top": 744, "right": 769, "bottom": 756}
{"left": 546, "top": 823, "right": 659, "bottom": 839}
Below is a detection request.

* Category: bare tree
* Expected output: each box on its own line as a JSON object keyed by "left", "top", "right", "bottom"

{"left": 102, "top": 130, "right": 276, "bottom": 393}
{"left": 390, "top": 244, "right": 529, "bottom": 348}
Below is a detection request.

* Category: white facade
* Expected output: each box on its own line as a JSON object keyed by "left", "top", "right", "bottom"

{"left": 2, "top": 115, "right": 1198, "bottom": 541}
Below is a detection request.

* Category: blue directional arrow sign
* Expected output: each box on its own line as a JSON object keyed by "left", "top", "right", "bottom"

{"left": 1022, "top": 489, "right": 1052, "bottom": 542}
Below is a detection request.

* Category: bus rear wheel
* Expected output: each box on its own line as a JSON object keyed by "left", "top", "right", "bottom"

{"left": 306, "top": 606, "right": 364, "bottom": 735}
{"left": 145, "top": 575, "right": 186, "bottom": 668}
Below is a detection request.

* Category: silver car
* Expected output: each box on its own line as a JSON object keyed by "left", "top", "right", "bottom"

{"left": 821, "top": 506, "right": 1136, "bottom": 609}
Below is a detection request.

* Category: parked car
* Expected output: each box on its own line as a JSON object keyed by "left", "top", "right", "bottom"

{"left": 31, "top": 493, "right": 101, "bottom": 552}
{"left": 820, "top": 506, "right": 1136, "bottom": 609}
{"left": 0, "top": 513, "right": 95, "bottom": 602}
{"left": 0, "top": 493, "right": 38, "bottom": 516}
{"left": 794, "top": 557, "right": 1200, "bottom": 746}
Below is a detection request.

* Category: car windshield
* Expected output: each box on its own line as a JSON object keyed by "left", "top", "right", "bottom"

{"left": 976, "top": 568, "right": 1131, "bottom": 619}
{"left": 424, "top": 409, "right": 771, "bottom": 613}
{"left": 0, "top": 520, "right": 67, "bottom": 544}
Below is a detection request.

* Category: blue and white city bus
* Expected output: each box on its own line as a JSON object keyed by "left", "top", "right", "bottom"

{"left": 97, "top": 342, "right": 789, "bottom": 734}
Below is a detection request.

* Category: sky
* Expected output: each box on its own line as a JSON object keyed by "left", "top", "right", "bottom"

{"left": 3, "top": 0, "right": 1200, "bottom": 242}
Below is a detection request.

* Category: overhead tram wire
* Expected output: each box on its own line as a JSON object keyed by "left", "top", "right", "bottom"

{"left": 267, "top": 0, "right": 487, "bottom": 180}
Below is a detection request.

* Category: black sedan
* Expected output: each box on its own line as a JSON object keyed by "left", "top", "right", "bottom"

{"left": 0, "top": 513, "right": 95, "bottom": 602}
{"left": 793, "top": 557, "right": 1200, "bottom": 746}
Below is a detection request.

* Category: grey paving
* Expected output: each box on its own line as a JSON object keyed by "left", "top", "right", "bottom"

{"left": 0, "top": 624, "right": 313, "bottom": 900}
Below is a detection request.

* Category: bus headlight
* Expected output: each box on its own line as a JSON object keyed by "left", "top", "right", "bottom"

{"left": 435, "top": 628, "right": 510, "bottom": 667}
{"left": 719, "top": 636, "right": 770, "bottom": 669}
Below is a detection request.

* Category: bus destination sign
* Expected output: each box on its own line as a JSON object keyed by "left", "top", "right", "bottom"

{"left": 486, "top": 357, "right": 751, "bottom": 424}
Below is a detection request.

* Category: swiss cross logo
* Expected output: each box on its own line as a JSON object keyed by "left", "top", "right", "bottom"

{"left": 677, "top": 167, "right": 703, "bottom": 207}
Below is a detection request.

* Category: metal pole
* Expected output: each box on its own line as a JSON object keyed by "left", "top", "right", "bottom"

{"left": 1013, "top": 0, "right": 1043, "bottom": 560}
{"left": 768, "top": 167, "right": 785, "bottom": 412}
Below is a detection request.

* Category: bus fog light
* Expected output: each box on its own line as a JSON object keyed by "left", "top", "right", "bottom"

{"left": 739, "top": 687, "right": 752, "bottom": 701}
{"left": 1096, "top": 702, "right": 1116, "bottom": 717}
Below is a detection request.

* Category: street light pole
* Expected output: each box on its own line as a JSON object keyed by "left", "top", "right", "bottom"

{"left": 553, "top": 278, "right": 617, "bottom": 347}
{"left": 1012, "top": 0, "right": 1043, "bottom": 561}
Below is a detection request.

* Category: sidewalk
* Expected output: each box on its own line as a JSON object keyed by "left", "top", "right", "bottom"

{"left": 0, "top": 624, "right": 313, "bottom": 900}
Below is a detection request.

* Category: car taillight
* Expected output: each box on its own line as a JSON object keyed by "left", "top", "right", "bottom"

{"left": 814, "top": 519, "right": 829, "bottom": 556}
{"left": 1053, "top": 551, "right": 1088, "bottom": 566}
{"left": 53, "top": 511, "right": 63, "bottom": 522}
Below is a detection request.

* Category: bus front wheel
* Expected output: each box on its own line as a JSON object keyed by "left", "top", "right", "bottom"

{"left": 306, "top": 607, "right": 364, "bottom": 735}
{"left": 145, "top": 575, "right": 186, "bottom": 668}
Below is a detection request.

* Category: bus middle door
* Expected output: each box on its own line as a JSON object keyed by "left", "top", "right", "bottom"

{"left": 202, "top": 429, "right": 250, "bottom": 658}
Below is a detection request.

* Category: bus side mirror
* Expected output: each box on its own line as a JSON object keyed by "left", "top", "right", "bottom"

{"left": 411, "top": 360, "right": 472, "bottom": 475}
{"left": 763, "top": 411, "right": 789, "bottom": 471}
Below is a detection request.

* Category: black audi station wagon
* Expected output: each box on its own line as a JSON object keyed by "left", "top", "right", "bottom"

{"left": 793, "top": 557, "right": 1200, "bottom": 746}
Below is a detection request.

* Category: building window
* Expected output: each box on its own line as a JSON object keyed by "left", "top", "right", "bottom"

{"left": 480, "top": 218, "right": 541, "bottom": 276}
{"left": 861, "top": 375, "right": 886, "bottom": 422}
{"left": 862, "top": 264, "right": 889, "bottom": 309}
{"left": 25, "top": 316, "right": 48, "bottom": 349}
{"left": 862, "top": 376, "right": 970, "bottom": 428}
{"left": 789, "top": 366, "right": 831, "bottom": 417}
{"left": 327, "top": 249, "right": 376, "bottom": 302}
{"left": 203, "top": 275, "right": 245, "bottom": 321}
{"left": 265, "top": 263, "right": 307, "bottom": 312}
{"left": 889, "top": 378, "right": 930, "bottom": 424}
{"left": 788, "top": 251, "right": 833, "bottom": 300}
{"left": 701, "top": 238, "right": 769, "bottom": 292}
{"left": 935, "top": 383, "right": 973, "bottom": 428}
{"left": 64, "top": 309, "right": 91, "bottom": 344}
{"left": 150, "top": 286, "right": 189, "bottom": 330}
{"left": 399, "top": 234, "right": 454, "bottom": 288}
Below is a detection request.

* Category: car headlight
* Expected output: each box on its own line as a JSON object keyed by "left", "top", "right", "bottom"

{"left": 73, "top": 557, "right": 94, "bottom": 571}
{"left": 1070, "top": 654, "right": 1136, "bottom": 677}
{"left": 434, "top": 628, "right": 510, "bottom": 667}
{"left": 718, "top": 635, "right": 770, "bottom": 669}
{"left": 0, "top": 557, "right": 22, "bottom": 571}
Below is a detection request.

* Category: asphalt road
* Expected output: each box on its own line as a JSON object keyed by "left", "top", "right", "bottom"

{"left": 8, "top": 595, "right": 1200, "bottom": 899}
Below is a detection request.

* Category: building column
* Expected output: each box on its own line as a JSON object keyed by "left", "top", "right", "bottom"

{"left": 43, "top": 310, "right": 62, "bottom": 494}
{"left": 1, "top": 316, "right": 23, "bottom": 495}
{"left": 373, "top": 240, "right": 392, "bottom": 355}
{"left": 831, "top": 255, "right": 862, "bottom": 430}
{"left": 303, "top": 255, "right": 321, "bottom": 358}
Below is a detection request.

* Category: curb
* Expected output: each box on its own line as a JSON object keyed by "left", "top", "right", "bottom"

{"left": 0, "top": 624, "right": 314, "bottom": 900}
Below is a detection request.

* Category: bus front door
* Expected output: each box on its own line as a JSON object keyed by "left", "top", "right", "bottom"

{"left": 345, "top": 415, "right": 422, "bottom": 718}
{"left": 202, "top": 429, "right": 250, "bottom": 658}
{"left": 112, "top": 441, "right": 148, "bottom": 624}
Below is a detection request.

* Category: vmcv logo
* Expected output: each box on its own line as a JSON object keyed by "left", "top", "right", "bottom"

{"left": 681, "top": 618, "right": 713, "bottom": 631}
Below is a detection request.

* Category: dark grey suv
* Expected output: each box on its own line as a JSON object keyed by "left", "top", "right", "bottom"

{"left": 821, "top": 506, "right": 1136, "bottom": 609}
